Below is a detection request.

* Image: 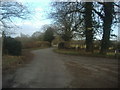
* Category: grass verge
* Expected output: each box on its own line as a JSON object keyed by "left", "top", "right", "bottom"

{"left": 23, "top": 47, "right": 49, "bottom": 51}
{"left": 53, "top": 49, "right": 120, "bottom": 59}
{"left": 2, "top": 49, "right": 34, "bottom": 74}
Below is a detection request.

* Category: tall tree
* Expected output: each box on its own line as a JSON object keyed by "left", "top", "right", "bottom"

{"left": 51, "top": 2, "right": 118, "bottom": 54}
{"left": 50, "top": 2, "right": 84, "bottom": 41}
{"left": 51, "top": 2, "right": 94, "bottom": 52}
{"left": 84, "top": 2, "right": 94, "bottom": 52}
{"left": 100, "top": 2, "right": 114, "bottom": 54}
{"left": 93, "top": 2, "right": 119, "bottom": 54}
{"left": 93, "top": 2, "right": 115, "bottom": 54}
{"left": 43, "top": 27, "right": 55, "bottom": 45}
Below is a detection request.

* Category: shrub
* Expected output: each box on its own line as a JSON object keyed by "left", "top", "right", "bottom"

{"left": 58, "top": 42, "right": 74, "bottom": 49}
{"left": 58, "top": 42, "right": 65, "bottom": 49}
{"left": 3, "top": 36, "right": 22, "bottom": 56}
{"left": 22, "top": 41, "right": 50, "bottom": 49}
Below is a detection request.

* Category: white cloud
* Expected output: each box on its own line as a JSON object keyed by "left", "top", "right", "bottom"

{"left": 35, "top": 7, "right": 43, "bottom": 12}
{"left": 13, "top": 18, "right": 52, "bottom": 37}
{"left": 7, "top": 0, "right": 52, "bottom": 37}
{"left": 15, "top": 0, "right": 52, "bottom": 3}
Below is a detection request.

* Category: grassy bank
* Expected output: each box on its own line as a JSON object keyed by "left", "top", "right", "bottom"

{"left": 2, "top": 49, "right": 34, "bottom": 73}
{"left": 53, "top": 49, "right": 119, "bottom": 59}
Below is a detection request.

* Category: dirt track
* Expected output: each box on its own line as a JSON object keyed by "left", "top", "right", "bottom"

{"left": 3, "top": 48, "right": 118, "bottom": 88}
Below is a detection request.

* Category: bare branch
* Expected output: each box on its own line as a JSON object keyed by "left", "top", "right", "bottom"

{"left": 113, "top": 3, "right": 120, "bottom": 8}
{"left": 92, "top": 8, "right": 104, "bottom": 20}
{"left": 0, "top": 1, "right": 29, "bottom": 31}
{"left": 97, "top": 2, "right": 105, "bottom": 5}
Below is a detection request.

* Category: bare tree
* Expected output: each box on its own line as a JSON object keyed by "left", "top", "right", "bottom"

{"left": 0, "top": 1, "right": 30, "bottom": 57}
{"left": 51, "top": 2, "right": 94, "bottom": 52}
{"left": 93, "top": 2, "right": 119, "bottom": 54}
{"left": 50, "top": 1, "right": 119, "bottom": 54}
{"left": 84, "top": 2, "right": 94, "bottom": 52}
{"left": 0, "top": 1, "right": 30, "bottom": 34}
{"left": 50, "top": 2, "right": 84, "bottom": 41}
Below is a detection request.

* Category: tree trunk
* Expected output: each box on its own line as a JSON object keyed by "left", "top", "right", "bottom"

{"left": 84, "top": 2, "right": 93, "bottom": 52}
{"left": 100, "top": 2, "right": 114, "bottom": 54}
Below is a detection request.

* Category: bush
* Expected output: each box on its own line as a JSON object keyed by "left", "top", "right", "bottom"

{"left": 35, "top": 41, "right": 50, "bottom": 48}
{"left": 22, "top": 41, "right": 50, "bottom": 49}
{"left": 3, "top": 36, "right": 22, "bottom": 56}
{"left": 58, "top": 42, "right": 65, "bottom": 49}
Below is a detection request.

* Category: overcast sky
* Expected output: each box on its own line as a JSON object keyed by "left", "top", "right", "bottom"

{"left": 11, "top": 0, "right": 52, "bottom": 37}
{"left": 11, "top": 0, "right": 118, "bottom": 39}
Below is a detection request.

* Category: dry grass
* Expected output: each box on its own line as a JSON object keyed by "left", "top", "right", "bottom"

{"left": 2, "top": 49, "right": 34, "bottom": 74}
{"left": 53, "top": 49, "right": 118, "bottom": 59}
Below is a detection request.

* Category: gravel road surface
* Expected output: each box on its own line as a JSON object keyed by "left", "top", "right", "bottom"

{"left": 10, "top": 48, "right": 72, "bottom": 88}
{"left": 3, "top": 48, "right": 118, "bottom": 88}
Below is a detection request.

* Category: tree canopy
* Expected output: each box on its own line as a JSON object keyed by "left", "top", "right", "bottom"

{"left": 43, "top": 27, "right": 55, "bottom": 44}
{"left": 50, "top": 2, "right": 119, "bottom": 54}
